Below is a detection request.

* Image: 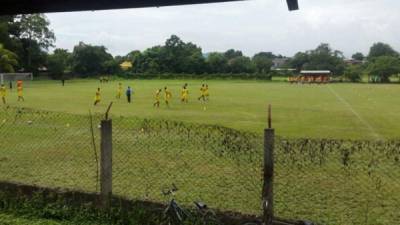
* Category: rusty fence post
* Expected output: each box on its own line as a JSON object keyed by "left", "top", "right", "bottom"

{"left": 263, "top": 104, "right": 274, "bottom": 225}
{"left": 100, "top": 119, "right": 112, "bottom": 210}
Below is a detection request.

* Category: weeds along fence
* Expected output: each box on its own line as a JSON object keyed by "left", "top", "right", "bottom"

{"left": 1, "top": 107, "right": 400, "bottom": 225}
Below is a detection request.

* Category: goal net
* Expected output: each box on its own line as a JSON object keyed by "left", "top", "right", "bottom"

{"left": 0, "top": 73, "right": 33, "bottom": 84}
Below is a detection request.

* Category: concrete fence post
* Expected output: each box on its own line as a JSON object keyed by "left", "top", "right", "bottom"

{"left": 263, "top": 105, "right": 274, "bottom": 225}
{"left": 100, "top": 119, "right": 112, "bottom": 210}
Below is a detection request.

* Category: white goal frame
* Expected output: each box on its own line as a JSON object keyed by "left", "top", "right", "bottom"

{"left": 0, "top": 73, "right": 33, "bottom": 84}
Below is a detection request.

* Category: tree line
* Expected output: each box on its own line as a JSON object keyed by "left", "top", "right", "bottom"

{"left": 49, "top": 35, "right": 280, "bottom": 79}
{"left": 1, "top": 14, "right": 400, "bottom": 82}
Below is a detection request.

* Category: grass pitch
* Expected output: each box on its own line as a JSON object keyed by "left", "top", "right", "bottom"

{"left": 3, "top": 79, "right": 400, "bottom": 139}
{"left": 1, "top": 78, "right": 400, "bottom": 225}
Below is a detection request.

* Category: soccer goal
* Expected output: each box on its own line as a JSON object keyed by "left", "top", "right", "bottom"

{"left": 0, "top": 73, "right": 33, "bottom": 84}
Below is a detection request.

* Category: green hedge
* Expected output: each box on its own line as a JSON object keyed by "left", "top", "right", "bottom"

{"left": 115, "top": 72, "right": 273, "bottom": 80}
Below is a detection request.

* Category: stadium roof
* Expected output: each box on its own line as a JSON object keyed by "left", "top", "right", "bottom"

{"left": 0, "top": 0, "right": 299, "bottom": 16}
{"left": 0, "top": 0, "right": 244, "bottom": 16}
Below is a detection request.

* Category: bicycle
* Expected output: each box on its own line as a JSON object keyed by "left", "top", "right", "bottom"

{"left": 193, "top": 201, "right": 221, "bottom": 225}
{"left": 161, "top": 184, "right": 222, "bottom": 225}
{"left": 161, "top": 184, "right": 189, "bottom": 225}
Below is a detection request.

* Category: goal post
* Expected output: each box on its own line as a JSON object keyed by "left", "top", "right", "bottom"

{"left": 0, "top": 73, "right": 33, "bottom": 84}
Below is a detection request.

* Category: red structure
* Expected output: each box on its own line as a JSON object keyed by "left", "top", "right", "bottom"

{"left": 289, "top": 70, "right": 331, "bottom": 84}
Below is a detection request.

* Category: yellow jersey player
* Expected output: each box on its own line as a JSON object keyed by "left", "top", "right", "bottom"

{"left": 17, "top": 86, "right": 24, "bottom": 101}
{"left": 116, "top": 83, "right": 123, "bottom": 99}
{"left": 198, "top": 84, "right": 206, "bottom": 101}
{"left": 0, "top": 84, "right": 6, "bottom": 104}
{"left": 181, "top": 83, "right": 189, "bottom": 103}
{"left": 204, "top": 84, "right": 209, "bottom": 101}
{"left": 94, "top": 88, "right": 101, "bottom": 105}
{"left": 154, "top": 89, "right": 161, "bottom": 107}
{"left": 164, "top": 86, "right": 172, "bottom": 107}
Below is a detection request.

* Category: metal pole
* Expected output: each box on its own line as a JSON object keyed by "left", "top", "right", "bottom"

{"left": 263, "top": 105, "right": 274, "bottom": 225}
{"left": 100, "top": 119, "right": 112, "bottom": 210}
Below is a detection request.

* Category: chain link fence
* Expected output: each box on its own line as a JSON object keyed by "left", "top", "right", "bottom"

{"left": 112, "top": 117, "right": 262, "bottom": 214}
{"left": 0, "top": 107, "right": 99, "bottom": 192}
{"left": 1, "top": 107, "right": 399, "bottom": 224}
{"left": 274, "top": 138, "right": 400, "bottom": 225}
{"left": 0, "top": 107, "right": 263, "bottom": 215}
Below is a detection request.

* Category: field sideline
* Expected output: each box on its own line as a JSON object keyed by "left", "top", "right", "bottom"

{"left": 2, "top": 79, "right": 400, "bottom": 139}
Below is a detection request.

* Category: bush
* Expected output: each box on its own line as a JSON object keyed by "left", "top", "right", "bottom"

{"left": 344, "top": 65, "right": 362, "bottom": 82}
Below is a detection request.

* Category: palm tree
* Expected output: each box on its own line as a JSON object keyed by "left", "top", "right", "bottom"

{"left": 0, "top": 44, "right": 18, "bottom": 73}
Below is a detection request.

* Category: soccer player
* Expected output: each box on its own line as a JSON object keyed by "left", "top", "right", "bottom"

{"left": 164, "top": 86, "right": 172, "bottom": 107}
{"left": 153, "top": 89, "right": 162, "bottom": 107}
{"left": 17, "top": 86, "right": 24, "bottom": 101}
{"left": 204, "top": 84, "right": 209, "bottom": 101}
{"left": 116, "top": 83, "right": 123, "bottom": 99}
{"left": 181, "top": 83, "right": 189, "bottom": 103}
{"left": 0, "top": 84, "right": 6, "bottom": 104}
{"left": 197, "top": 84, "right": 206, "bottom": 101}
{"left": 126, "top": 86, "right": 133, "bottom": 103}
{"left": 94, "top": 88, "right": 101, "bottom": 106}
{"left": 17, "top": 80, "right": 23, "bottom": 88}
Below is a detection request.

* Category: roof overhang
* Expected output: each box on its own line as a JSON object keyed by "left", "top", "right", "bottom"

{"left": 0, "top": 0, "right": 245, "bottom": 16}
{"left": 300, "top": 70, "right": 331, "bottom": 74}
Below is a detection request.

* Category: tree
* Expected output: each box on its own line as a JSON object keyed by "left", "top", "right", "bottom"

{"left": 0, "top": 44, "right": 18, "bottom": 72}
{"left": 206, "top": 52, "right": 227, "bottom": 73}
{"left": 367, "top": 56, "right": 400, "bottom": 83}
{"left": 352, "top": 52, "right": 364, "bottom": 61}
{"left": 103, "top": 58, "right": 121, "bottom": 74}
{"left": 71, "top": 42, "right": 113, "bottom": 76}
{"left": 289, "top": 43, "right": 346, "bottom": 75}
{"left": 139, "top": 46, "right": 165, "bottom": 74}
{"left": 368, "top": 42, "right": 398, "bottom": 59}
{"left": 125, "top": 50, "right": 142, "bottom": 72}
{"left": 227, "top": 56, "right": 255, "bottom": 73}
{"left": 162, "top": 35, "right": 205, "bottom": 74}
{"left": 0, "top": 16, "right": 18, "bottom": 51}
{"left": 47, "top": 48, "right": 70, "bottom": 79}
{"left": 179, "top": 42, "right": 205, "bottom": 74}
{"left": 16, "top": 14, "right": 55, "bottom": 72}
{"left": 224, "top": 49, "right": 243, "bottom": 60}
{"left": 343, "top": 65, "right": 362, "bottom": 82}
{"left": 289, "top": 52, "right": 309, "bottom": 71}
{"left": 0, "top": 16, "right": 24, "bottom": 72}
{"left": 252, "top": 52, "right": 273, "bottom": 73}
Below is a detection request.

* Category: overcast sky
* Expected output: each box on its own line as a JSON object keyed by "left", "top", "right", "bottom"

{"left": 45, "top": 0, "right": 400, "bottom": 58}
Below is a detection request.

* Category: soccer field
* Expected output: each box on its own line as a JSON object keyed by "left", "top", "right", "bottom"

{"left": 3, "top": 79, "right": 400, "bottom": 139}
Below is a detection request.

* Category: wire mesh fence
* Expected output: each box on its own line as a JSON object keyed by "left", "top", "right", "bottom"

{"left": 274, "top": 138, "right": 400, "bottom": 225}
{"left": 1, "top": 107, "right": 400, "bottom": 225}
{"left": 0, "top": 108, "right": 100, "bottom": 192}
{"left": 112, "top": 117, "right": 263, "bottom": 214}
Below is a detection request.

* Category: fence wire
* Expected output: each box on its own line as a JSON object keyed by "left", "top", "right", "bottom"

{"left": 0, "top": 107, "right": 399, "bottom": 225}
{"left": 274, "top": 138, "right": 400, "bottom": 225}
{"left": 112, "top": 117, "right": 263, "bottom": 214}
{"left": 0, "top": 107, "right": 100, "bottom": 192}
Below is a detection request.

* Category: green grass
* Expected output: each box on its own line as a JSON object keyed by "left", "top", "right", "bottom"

{"left": 1, "top": 108, "right": 399, "bottom": 225}
{"left": 0, "top": 212, "right": 106, "bottom": 225}
{"left": 0, "top": 212, "right": 71, "bottom": 225}
{"left": 1, "top": 79, "right": 400, "bottom": 225}
{"left": 3, "top": 79, "right": 400, "bottom": 139}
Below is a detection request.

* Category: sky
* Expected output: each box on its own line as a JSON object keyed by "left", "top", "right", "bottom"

{"left": 45, "top": 0, "right": 400, "bottom": 58}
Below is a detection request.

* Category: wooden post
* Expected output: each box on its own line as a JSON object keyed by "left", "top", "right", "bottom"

{"left": 100, "top": 119, "right": 112, "bottom": 210}
{"left": 263, "top": 105, "right": 274, "bottom": 225}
